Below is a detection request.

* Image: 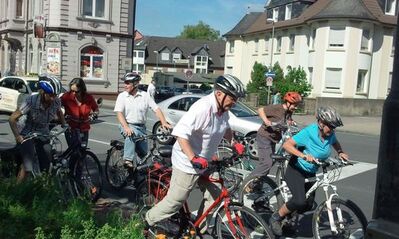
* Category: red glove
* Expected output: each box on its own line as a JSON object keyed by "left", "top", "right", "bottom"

{"left": 191, "top": 156, "right": 208, "bottom": 169}
{"left": 233, "top": 143, "right": 245, "bottom": 155}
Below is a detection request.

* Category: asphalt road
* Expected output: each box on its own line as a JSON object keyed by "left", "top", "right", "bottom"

{"left": 0, "top": 109, "right": 379, "bottom": 238}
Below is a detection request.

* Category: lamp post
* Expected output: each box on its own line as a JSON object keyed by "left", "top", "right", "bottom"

{"left": 266, "top": 18, "right": 276, "bottom": 104}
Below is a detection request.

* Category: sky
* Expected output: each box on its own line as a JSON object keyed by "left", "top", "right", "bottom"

{"left": 135, "top": 0, "right": 267, "bottom": 38}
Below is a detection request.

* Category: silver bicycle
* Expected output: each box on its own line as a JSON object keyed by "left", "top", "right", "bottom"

{"left": 240, "top": 157, "right": 368, "bottom": 238}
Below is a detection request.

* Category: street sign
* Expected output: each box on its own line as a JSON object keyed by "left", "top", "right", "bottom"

{"left": 265, "top": 71, "right": 276, "bottom": 78}
{"left": 185, "top": 69, "right": 193, "bottom": 79}
{"left": 266, "top": 76, "right": 273, "bottom": 86}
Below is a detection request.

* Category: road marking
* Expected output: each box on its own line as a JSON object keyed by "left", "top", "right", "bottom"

{"left": 89, "top": 138, "right": 110, "bottom": 145}
{"left": 98, "top": 121, "right": 119, "bottom": 126}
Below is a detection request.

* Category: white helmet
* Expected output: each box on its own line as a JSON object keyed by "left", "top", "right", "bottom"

{"left": 214, "top": 74, "right": 246, "bottom": 99}
{"left": 316, "top": 106, "right": 343, "bottom": 128}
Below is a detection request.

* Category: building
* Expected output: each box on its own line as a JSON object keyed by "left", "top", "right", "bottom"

{"left": 0, "top": 0, "right": 135, "bottom": 96}
{"left": 133, "top": 36, "right": 225, "bottom": 88}
{"left": 224, "top": 0, "right": 398, "bottom": 99}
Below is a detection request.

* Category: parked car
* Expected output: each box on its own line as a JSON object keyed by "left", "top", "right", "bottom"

{"left": 0, "top": 76, "right": 67, "bottom": 113}
{"left": 145, "top": 94, "right": 262, "bottom": 159}
{"left": 173, "top": 87, "right": 186, "bottom": 95}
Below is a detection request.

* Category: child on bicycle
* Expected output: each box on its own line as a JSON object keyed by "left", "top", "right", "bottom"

{"left": 144, "top": 74, "right": 246, "bottom": 236}
{"left": 269, "top": 106, "right": 349, "bottom": 236}
{"left": 242, "top": 92, "right": 302, "bottom": 192}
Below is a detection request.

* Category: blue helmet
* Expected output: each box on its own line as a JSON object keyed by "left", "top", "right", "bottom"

{"left": 38, "top": 74, "right": 62, "bottom": 95}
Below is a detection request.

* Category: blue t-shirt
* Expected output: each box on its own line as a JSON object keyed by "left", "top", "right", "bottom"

{"left": 292, "top": 123, "right": 337, "bottom": 174}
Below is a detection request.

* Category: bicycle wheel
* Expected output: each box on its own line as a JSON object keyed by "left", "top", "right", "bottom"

{"left": 54, "top": 173, "right": 77, "bottom": 203}
{"left": 239, "top": 175, "right": 284, "bottom": 217}
{"left": 217, "top": 146, "right": 244, "bottom": 195}
{"left": 135, "top": 178, "right": 169, "bottom": 210}
{"left": 215, "top": 203, "right": 275, "bottom": 238}
{"left": 72, "top": 151, "right": 103, "bottom": 202}
{"left": 105, "top": 147, "right": 128, "bottom": 189}
{"left": 313, "top": 198, "right": 368, "bottom": 239}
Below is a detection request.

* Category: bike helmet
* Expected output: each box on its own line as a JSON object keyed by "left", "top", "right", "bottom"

{"left": 214, "top": 74, "right": 246, "bottom": 99}
{"left": 283, "top": 92, "right": 302, "bottom": 104}
{"left": 316, "top": 106, "right": 344, "bottom": 128}
{"left": 123, "top": 72, "right": 141, "bottom": 83}
{"left": 38, "top": 74, "right": 62, "bottom": 95}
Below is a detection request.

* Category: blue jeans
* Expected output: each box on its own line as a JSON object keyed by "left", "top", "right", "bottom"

{"left": 118, "top": 124, "right": 148, "bottom": 164}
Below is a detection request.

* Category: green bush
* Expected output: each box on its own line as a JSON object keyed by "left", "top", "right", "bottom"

{"left": 0, "top": 177, "right": 145, "bottom": 239}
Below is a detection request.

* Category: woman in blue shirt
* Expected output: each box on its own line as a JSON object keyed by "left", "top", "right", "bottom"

{"left": 269, "top": 106, "right": 349, "bottom": 236}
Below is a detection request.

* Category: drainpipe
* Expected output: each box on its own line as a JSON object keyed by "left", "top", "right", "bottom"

{"left": 24, "top": 0, "right": 30, "bottom": 75}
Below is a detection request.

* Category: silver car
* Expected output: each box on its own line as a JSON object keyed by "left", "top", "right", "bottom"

{"left": 145, "top": 93, "right": 262, "bottom": 159}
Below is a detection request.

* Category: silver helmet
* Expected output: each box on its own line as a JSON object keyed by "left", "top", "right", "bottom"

{"left": 214, "top": 74, "right": 246, "bottom": 99}
{"left": 316, "top": 106, "right": 343, "bottom": 128}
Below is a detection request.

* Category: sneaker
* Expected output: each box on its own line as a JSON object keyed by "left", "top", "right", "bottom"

{"left": 269, "top": 213, "right": 283, "bottom": 236}
{"left": 124, "top": 160, "right": 134, "bottom": 168}
{"left": 154, "top": 219, "right": 180, "bottom": 236}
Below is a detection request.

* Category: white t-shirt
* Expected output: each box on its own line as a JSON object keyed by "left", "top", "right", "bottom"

{"left": 114, "top": 90, "right": 159, "bottom": 124}
{"left": 171, "top": 93, "right": 230, "bottom": 174}
{"left": 147, "top": 83, "right": 156, "bottom": 99}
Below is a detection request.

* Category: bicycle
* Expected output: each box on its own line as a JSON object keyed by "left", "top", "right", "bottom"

{"left": 145, "top": 154, "right": 275, "bottom": 239}
{"left": 104, "top": 133, "right": 172, "bottom": 190}
{"left": 239, "top": 156, "right": 368, "bottom": 238}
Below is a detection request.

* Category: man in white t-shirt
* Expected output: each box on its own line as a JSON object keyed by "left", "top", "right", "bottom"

{"left": 147, "top": 79, "right": 156, "bottom": 100}
{"left": 145, "top": 74, "right": 246, "bottom": 235}
{"left": 114, "top": 73, "right": 171, "bottom": 168}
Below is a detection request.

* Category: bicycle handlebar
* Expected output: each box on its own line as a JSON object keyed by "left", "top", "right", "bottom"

{"left": 21, "top": 126, "right": 68, "bottom": 144}
{"left": 314, "top": 157, "right": 353, "bottom": 168}
{"left": 130, "top": 132, "right": 171, "bottom": 142}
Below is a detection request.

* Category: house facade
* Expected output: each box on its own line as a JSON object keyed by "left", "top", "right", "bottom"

{"left": 224, "top": 0, "right": 398, "bottom": 99}
{"left": 0, "top": 0, "right": 135, "bottom": 95}
{"left": 132, "top": 36, "right": 225, "bottom": 88}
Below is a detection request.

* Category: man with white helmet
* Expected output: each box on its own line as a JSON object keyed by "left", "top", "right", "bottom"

{"left": 9, "top": 74, "right": 66, "bottom": 182}
{"left": 144, "top": 74, "right": 246, "bottom": 235}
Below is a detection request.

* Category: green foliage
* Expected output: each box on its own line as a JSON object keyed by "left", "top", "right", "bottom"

{"left": 199, "top": 82, "right": 212, "bottom": 92}
{"left": 0, "top": 177, "right": 145, "bottom": 239}
{"left": 178, "top": 21, "right": 220, "bottom": 40}
{"left": 246, "top": 62, "right": 312, "bottom": 105}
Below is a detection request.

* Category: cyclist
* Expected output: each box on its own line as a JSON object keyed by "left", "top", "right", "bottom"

{"left": 61, "top": 77, "right": 99, "bottom": 147}
{"left": 114, "top": 72, "right": 171, "bottom": 168}
{"left": 243, "top": 91, "right": 302, "bottom": 192}
{"left": 144, "top": 74, "right": 246, "bottom": 235}
{"left": 269, "top": 106, "right": 349, "bottom": 236}
{"left": 9, "top": 74, "right": 66, "bottom": 182}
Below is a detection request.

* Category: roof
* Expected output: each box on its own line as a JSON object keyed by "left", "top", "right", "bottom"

{"left": 135, "top": 36, "right": 226, "bottom": 68}
{"left": 225, "top": 0, "right": 397, "bottom": 37}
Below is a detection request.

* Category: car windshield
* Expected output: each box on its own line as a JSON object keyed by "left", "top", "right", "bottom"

{"left": 230, "top": 101, "right": 258, "bottom": 117}
{"left": 27, "top": 80, "right": 40, "bottom": 92}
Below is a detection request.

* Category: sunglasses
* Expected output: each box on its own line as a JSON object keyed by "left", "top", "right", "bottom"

{"left": 325, "top": 123, "right": 336, "bottom": 131}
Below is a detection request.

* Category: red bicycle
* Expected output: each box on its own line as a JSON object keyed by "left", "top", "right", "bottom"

{"left": 141, "top": 154, "right": 275, "bottom": 239}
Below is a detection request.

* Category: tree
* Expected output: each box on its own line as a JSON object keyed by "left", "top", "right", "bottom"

{"left": 273, "top": 65, "right": 312, "bottom": 97}
{"left": 178, "top": 21, "right": 220, "bottom": 41}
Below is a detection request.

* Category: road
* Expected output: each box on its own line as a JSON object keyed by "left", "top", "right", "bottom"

{"left": 0, "top": 109, "right": 379, "bottom": 238}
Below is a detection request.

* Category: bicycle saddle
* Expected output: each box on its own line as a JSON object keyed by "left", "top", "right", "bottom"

{"left": 110, "top": 140, "right": 124, "bottom": 149}
{"left": 158, "top": 145, "right": 172, "bottom": 158}
{"left": 271, "top": 154, "right": 288, "bottom": 162}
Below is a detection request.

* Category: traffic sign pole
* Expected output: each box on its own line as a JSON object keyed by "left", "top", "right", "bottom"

{"left": 265, "top": 71, "right": 275, "bottom": 105}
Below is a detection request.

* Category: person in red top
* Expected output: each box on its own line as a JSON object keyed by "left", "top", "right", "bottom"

{"left": 61, "top": 77, "right": 99, "bottom": 147}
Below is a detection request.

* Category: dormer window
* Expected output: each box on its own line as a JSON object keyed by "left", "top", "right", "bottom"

{"left": 273, "top": 7, "right": 279, "bottom": 22}
{"left": 161, "top": 52, "right": 169, "bottom": 61}
{"left": 385, "top": 0, "right": 397, "bottom": 15}
{"left": 172, "top": 53, "right": 181, "bottom": 61}
{"left": 285, "top": 4, "right": 292, "bottom": 20}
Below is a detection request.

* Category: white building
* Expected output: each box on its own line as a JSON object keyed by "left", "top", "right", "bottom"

{"left": 224, "top": 0, "right": 398, "bottom": 99}
{"left": 0, "top": 0, "right": 135, "bottom": 95}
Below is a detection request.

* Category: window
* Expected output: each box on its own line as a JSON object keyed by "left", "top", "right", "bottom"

{"left": 172, "top": 53, "right": 181, "bottom": 61}
{"left": 285, "top": 4, "right": 292, "bottom": 20}
{"left": 308, "top": 67, "right": 313, "bottom": 85}
{"left": 289, "top": 34, "right": 295, "bottom": 52}
{"left": 310, "top": 28, "right": 316, "bottom": 49}
{"left": 195, "top": 55, "right": 208, "bottom": 74}
{"left": 133, "top": 64, "right": 144, "bottom": 73}
{"left": 161, "top": 52, "right": 169, "bottom": 61}
{"left": 16, "top": 0, "right": 23, "bottom": 18}
{"left": 385, "top": 0, "right": 397, "bottom": 15}
{"left": 361, "top": 29, "right": 370, "bottom": 51}
{"left": 392, "top": 32, "right": 396, "bottom": 55}
{"left": 29, "top": 44, "right": 34, "bottom": 73}
{"left": 83, "top": 0, "right": 105, "bottom": 18}
{"left": 325, "top": 68, "right": 342, "bottom": 90}
{"left": 329, "top": 26, "right": 345, "bottom": 48}
{"left": 254, "top": 38, "right": 259, "bottom": 52}
{"left": 273, "top": 7, "right": 279, "bottom": 22}
{"left": 38, "top": 43, "right": 43, "bottom": 73}
{"left": 80, "top": 46, "right": 104, "bottom": 79}
{"left": 229, "top": 41, "right": 235, "bottom": 53}
{"left": 388, "top": 72, "right": 392, "bottom": 94}
{"left": 276, "top": 36, "right": 282, "bottom": 52}
{"left": 356, "top": 70, "right": 368, "bottom": 94}
{"left": 264, "top": 35, "right": 269, "bottom": 52}
{"left": 226, "top": 66, "right": 233, "bottom": 74}
{"left": 168, "top": 97, "right": 200, "bottom": 111}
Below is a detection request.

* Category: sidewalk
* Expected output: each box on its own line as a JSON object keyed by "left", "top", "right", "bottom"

{"left": 100, "top": 99, "right": 382, "bottom": 136}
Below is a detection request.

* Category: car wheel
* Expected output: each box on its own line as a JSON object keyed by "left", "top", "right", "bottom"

{"left": 154, "top": 122, "right": 175, "bottom": 145}
{"left": 246, "top": 133, "right": 259, "bottom": 160}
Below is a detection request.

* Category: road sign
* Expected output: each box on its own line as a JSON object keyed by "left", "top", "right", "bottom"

{"left": 265, "top": 71, "right": 276, "bottom": 78}
{"left": 185, "top": 69, "right": 193, "bottom": 79}
{"left": 266, "top": 76, "right": 273, "bottom": 86}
